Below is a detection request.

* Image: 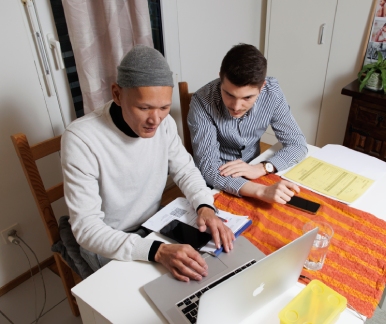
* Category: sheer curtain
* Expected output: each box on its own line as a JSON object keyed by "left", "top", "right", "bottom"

{"left": 62, "top": 0, "right": 154, "bottom": 114}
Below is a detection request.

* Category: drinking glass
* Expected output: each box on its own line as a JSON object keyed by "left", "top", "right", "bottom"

{"left": 302, "top": 221, "right": 334, "bottom": 271}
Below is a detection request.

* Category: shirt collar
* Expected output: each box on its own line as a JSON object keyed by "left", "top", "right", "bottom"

{"left": 109, "top": 101, "right": 139, "bottom": 138}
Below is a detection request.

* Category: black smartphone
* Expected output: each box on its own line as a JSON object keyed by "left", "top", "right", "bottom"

{"left": 286, "top": 196, "right": 321, "bottom": 214}
{"left": 160, "top": 219, "right": 212, "bottom": 250}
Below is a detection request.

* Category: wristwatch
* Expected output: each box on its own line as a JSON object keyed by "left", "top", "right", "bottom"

{"left": 262, "top": 161, "right": 275, "bottom": 175}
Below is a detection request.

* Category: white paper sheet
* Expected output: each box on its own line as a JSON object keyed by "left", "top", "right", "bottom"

{"left": 280, "top": 144, "right": 386, "bottom": 204}
{"left": 308, "top": 144, "right": 386, "bottom": 180}
{"left": 142, "top": 197, "right": 249, "bottom": 253}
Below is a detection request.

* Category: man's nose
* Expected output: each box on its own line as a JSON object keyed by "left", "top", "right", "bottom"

{"left": 148, "top": 109, "right": 161, "bottom": 123}
{"left": 231, "top": 100, "right": 243, "bottom": 111}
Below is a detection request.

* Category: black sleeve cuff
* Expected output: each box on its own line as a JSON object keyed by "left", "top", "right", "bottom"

{"left": 148, "top": 241, "right": 164, "bottom": 262}
{"left": 196, "top": 204, "right": 217, "bottom": 213}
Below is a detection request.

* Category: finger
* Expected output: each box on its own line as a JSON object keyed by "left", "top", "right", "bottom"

{"left": 208, "top": 223, "right": 221, "bottom": 249}
{"left": 172, "top": 262, "right": 203, "bottom": 281}
{"left": 196, "top": 214, "right": 208, "bottom": 232}
{"left": 186, "top": 247, "right": 208, "bottom": 270}
{"left": 198, "top": 224, "right": 207, "bottom": 232}
{"left": 291, "top": 183, "right": 300, "bottom": 193}
{"left": 283, "top": 185, "right": 299, "bottom": 198}
{"left": 231, "top": 171, "right": 246, "bottom": 178}
{"left": 218, "top": 161, "right": 232, "bottom": 171}
{"left": 276, "top": 186, "right": 293, "bottom": 202}
{"left": 217, "top": 226, "right": 235, "bottom": 252}
{"left": 282, "top": 180, "right": 300, "bottom": 193}
{"left": 274, "top": 195, "right": 288, "bottom": 204}
{"left": 219, "top": 159, "right": 243, "bottom": 171}
{"left": 221, "top": 165, "right": 245, "bottom": 177}
{"left": 207, "top": 220, "right": 235, "bottom": 251}
{"left": 270, "top": 186, "right": 290, "bottom": 204}
{"left": 219, "top": 164, "right": 235, "bottom": 175}
{"left": 177, "top": 253, "right": 208, "bottom": 280}
{"left": 281, "top": 194, "right": 292, "bottom": 203}
{"left": 170, "top": 267, "right": 190, "bottom": 282}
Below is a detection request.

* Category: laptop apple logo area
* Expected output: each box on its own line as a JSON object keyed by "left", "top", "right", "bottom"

{"left": 194, "top": 229, "right": 318, "bottom": 324}
{"left": 252, "top": 282, "right": 265, "bottom": 297}
{"left": 144, "top": 229, "right": 318, "bottom": 324}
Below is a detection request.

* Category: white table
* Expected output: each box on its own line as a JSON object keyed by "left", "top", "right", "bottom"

{"left": 72, "top": 144, "right": 386, "bottom": 323}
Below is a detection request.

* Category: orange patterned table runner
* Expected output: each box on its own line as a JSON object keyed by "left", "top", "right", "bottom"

{"left": 214, "top": 174, "right": 386, "bottom": 318}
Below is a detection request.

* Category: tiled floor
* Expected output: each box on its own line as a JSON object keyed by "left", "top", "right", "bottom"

{"left": 0, "top": 268, "right": 82, "bottom": 324}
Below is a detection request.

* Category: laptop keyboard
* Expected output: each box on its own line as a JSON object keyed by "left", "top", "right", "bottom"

{"left": 176, "top": 259, "right": 257, "bottom": 324}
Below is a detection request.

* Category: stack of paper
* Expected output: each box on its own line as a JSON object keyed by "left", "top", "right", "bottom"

{"left": 281, "top": 144, "right": 386, "bottom": 204}
{"left": 142, "top": 197, "right": 251, "bottom": 256}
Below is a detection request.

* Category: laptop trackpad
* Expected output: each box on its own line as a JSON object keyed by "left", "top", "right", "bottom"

{"left": 199, "top": 255, "right": 228, "bottom": 284}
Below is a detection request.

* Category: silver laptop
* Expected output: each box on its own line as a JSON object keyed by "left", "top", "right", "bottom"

{"left": 144, "top": 228, "right": 317, "bottom": 324}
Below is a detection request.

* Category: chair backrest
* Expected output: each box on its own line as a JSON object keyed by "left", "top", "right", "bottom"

{"left": 178, "top": 82, "right": 194, "bottom": 156}
{"left": 11, "top": 133, "right": 80, "bottom": 316}
{"left": 11, "top": 133, "right": 63, "bottom": 246}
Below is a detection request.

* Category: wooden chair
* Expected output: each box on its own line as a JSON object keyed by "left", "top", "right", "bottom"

{"left": 11, "top": 133, "right": 80, "bottom": 317}
{"left": 178, "top": 82, "right": 194, "bottom": 156}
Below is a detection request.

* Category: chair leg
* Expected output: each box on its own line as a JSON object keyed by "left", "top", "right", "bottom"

{"left": 54, "top": 254, "right": 80, "bottom": 316}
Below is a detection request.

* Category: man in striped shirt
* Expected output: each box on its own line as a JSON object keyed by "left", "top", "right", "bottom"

{"left": 188, "top": 44, "right": 307, "bottom": 204}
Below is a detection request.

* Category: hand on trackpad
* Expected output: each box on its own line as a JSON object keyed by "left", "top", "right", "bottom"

{"left": 198, "top": 255, "right": 228, "bottom": 283}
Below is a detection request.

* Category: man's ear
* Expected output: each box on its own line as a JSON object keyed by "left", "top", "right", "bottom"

{"left": 259, "top": 81, "right": 267, "bottom": 91}
{"left": 112, "top": 83, "right": 122, "bottom": 106}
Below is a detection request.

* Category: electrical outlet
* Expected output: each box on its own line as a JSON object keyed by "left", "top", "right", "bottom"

{"left": 0, "top": 223, "right": 21, "bottom": 246}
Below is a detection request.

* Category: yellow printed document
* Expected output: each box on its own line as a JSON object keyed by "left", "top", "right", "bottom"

{"left": 283, "top": 157, "right": 374, "bottom": 203}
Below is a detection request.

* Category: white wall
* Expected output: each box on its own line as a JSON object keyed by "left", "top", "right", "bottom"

{"left": 177, "top": 0, "right": 266, "bottom": 91}
{"left": 164, "top": 0, "right": 374, "bottom": 147}
{"left": 162, "top": 0, "right": 267, "bottom": 138}
{"left": 0, "top": 1, "right": 67, "bottom": 287}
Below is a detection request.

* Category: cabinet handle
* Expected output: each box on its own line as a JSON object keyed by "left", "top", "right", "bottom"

{"left": 25, "top": 0, "right": 53, "bottom": 97}
{"left": 319, "top": 23, "right": 326, "bottom": 44}
{"left": 47, "top": 33, "right": 65, "bottom": 70}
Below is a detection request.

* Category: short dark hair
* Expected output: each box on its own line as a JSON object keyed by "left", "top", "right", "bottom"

{"left": 219, "top": 43, "right": 267, "bottom": 87}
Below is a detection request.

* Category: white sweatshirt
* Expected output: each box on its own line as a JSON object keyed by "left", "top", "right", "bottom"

{"left": 61, "top": 101, "right": 214, "bottom": 261}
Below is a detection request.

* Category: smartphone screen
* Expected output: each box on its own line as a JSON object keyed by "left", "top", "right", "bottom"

{"left": 286, "top": 196, "right": 321, "bottom": 214}
{"left": 160, "top": 219, "right": 212, "bottom": 250}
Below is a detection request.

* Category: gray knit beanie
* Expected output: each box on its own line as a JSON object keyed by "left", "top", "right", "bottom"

{"left": 117, "top": 45, "right": 174, "bottom": 88}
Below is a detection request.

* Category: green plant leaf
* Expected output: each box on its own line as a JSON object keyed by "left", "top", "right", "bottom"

{"left": 359, "top": 63, "right": 376, "bottom": 77}
{"left": 358, "top": 52, "right": 386, "bottom": 91}
{"left": 358, "top": 64, "right": 374, "bottom": 81}
{"left": 359, "top": 67, "right": 376, "bottom": 92}
{"left": 378, "top": 51, "right": 384, "bottom": 64}
{"left": 359, "top": 68, "right": 375, "bottom": 92}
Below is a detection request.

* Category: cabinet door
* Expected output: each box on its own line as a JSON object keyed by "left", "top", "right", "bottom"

{"left": 265, "top": 0, "right": 337, "bottom": 145}
{"left": 343, "top": 100, "right": 386, "bottom": 161}
{"left": 25, "top": 0, "right": 77, "bottom": 134}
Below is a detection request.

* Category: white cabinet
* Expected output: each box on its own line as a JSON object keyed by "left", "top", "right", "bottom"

{"left": 0, "top": 0, "right": 71, "bottom": 286}
{"left": 265, "top": 0, "right": 373, "bottom": 146}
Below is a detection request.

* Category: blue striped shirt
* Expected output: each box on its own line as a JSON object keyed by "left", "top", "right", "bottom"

{"left": 187, "top": 77, "right": 307, "bottom": 196}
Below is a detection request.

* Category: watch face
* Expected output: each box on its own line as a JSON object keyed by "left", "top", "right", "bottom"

{"left": 265, "top": 162, "right": 274, "bottom": 173}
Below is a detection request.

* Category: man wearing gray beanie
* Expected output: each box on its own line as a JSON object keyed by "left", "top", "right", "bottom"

{"left": 61, "top": 45, "right": 234, "bottom": 282}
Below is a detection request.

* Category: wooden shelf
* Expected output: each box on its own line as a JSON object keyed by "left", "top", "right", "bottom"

{"left": 342, "top": 80, "right": 386, "bottom": 161}
{"left": 341, "top": 79, "right": 386, "bottom": 107}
